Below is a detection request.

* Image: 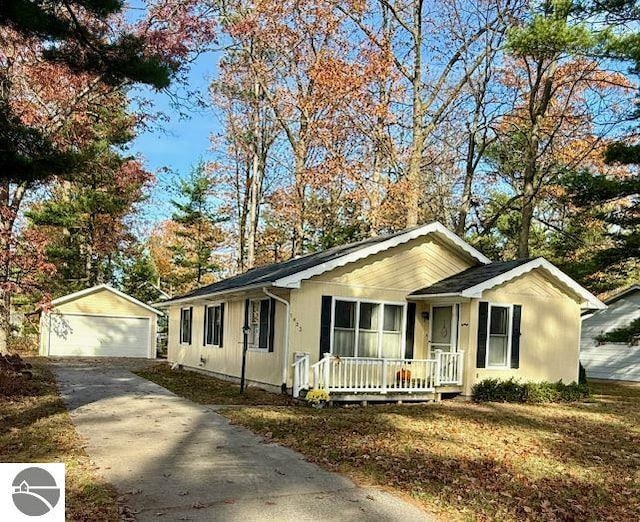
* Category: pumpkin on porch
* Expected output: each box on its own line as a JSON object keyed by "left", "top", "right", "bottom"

{"left": 396, "top": 368, "right": 411, "bottom": 386}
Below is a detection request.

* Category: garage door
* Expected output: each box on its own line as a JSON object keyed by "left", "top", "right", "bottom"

{"left": 46, "top": 314, "right": 151, "bottom": 358}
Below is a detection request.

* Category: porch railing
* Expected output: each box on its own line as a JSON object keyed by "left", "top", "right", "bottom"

{"left": 292, "top": 352, "right": 310, "bottom": 398}
{"left": 293, "top": 351, "right": 464, "bottom": 395}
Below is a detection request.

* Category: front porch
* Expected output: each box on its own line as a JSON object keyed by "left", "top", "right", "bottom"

{"left": 292, "top": 351, "right": 464, "bottom": 401}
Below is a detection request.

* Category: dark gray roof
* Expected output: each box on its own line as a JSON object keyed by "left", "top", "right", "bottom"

{"left": 410, "top": 258, "right": 535, "bottom": 296}
{"left": 161, "top": 225, "right": 455, "bottom": 305}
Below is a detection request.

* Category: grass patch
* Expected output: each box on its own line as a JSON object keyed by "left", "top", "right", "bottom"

{"left": 0, "top": 360, "right": 119, "bottom": 521}
{"left": 223, "top": 382, "right": 640, "bottom": 521}
{"left": 134, "top": 363, "right": 295, "bottom": 406}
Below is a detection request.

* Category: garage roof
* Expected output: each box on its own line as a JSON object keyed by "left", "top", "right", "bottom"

{"left": 51, "top": 285, "right": 163, "bottom": 315}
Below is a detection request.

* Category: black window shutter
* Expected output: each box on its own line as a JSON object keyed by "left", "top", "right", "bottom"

{"left": 179, "top": 309, "right": 184, "bottom": 344}
{"left": 268, "top": 298, "right": 276, "bottom": 352}
{"left": 188, "top": 307, "right": 193, "bottom": 345}
{"left": 259, "top": 299, "right": 270, "bottom": 349}
{"left": 404, "top": 302, "right": 416, "bottom": 359}
{"left": 219, "top": 303, "right": 225, "bottom": 348}
{"left": 319, "top": 296, "right": 332, "bottom": 359}
{"left": 511, "top": 305, "right": 522, "bottom": 369}
{"left": 476, "top": 301, "right": 488, "bottom": 368}
{"left": 203, "top": 306, "right": 207, "bottom": 346}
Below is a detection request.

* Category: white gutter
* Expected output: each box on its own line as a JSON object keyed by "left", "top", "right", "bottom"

{"left": 263, "top": 288, "right": 291, "bottom": 390}
{"left": 153, "top": 282, "right": 272, "bottom": 308}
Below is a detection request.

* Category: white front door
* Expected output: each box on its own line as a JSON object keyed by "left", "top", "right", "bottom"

{"left": 429, "top": 305, "right": 458, "bottom": 356}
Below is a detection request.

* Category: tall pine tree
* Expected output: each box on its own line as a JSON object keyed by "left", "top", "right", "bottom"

{"left": 565, "top": 0, "right": 640, "bottom": 286}
{"left": 169, "top": 163, "right": 225, "bottom": 288}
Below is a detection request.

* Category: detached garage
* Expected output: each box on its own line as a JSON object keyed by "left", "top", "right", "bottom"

{"left": 40, "top": 285, "right": 162, "bottom": 358}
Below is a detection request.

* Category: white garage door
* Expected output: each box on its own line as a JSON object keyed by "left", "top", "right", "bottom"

{"left": 46, "top": 314, "right": 151, "bottom": 358}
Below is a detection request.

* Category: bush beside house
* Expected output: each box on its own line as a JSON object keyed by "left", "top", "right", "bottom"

{"left": 472, "top": 377, "right": 589, "bottom": 403}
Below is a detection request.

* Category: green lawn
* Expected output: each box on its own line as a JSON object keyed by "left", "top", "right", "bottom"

{"left": 0, "top": 360, "right": 120, "bottom": 521}
{"left": 221, "top": 381, "right": 640, "bottom": 521}
{"left": 134, "top": 363, "right": 295, "bottom": 406}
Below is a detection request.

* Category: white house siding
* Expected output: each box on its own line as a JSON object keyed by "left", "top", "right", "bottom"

{"left": 580, "top": 290, "right": 640, "bottom": 381}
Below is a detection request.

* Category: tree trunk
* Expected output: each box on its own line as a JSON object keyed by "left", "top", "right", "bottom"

{"left": 405, "top": 0, "right": 424, "bottom": 227}
{"left": 456, "top": 136, "right": 476, "bottom": 236}
{"left": 246, "top": 80, "right": 262, "bottom": 270}
{"left": 0, "top": 290, "right": 9, "bottom": 355}
{"left": 291, "top": 145, "right": 307, "bottom": 257}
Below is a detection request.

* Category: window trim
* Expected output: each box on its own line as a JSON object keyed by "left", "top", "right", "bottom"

{"left": 329, "top": 297, "right": 407, "bottom": 359}
{"left": 248, "top": 298, "right": 271, "bottom": 352}
{"left": 485, "top": 303, "right": 513, "bottom": 369}
{"left": 179, "top": 307, "right": 192, "bottom": 345}
{"left": 204, "top": 303, "right": 223, "bottom": 348}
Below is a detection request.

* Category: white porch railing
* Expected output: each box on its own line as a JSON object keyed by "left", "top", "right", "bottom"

{"left": 434, "top": 350, "right": 465, "bottom": 386}
{"left": 294, "top": 351, "right": 464, "bottom": 395}
{"left": 292, "top": 352, "right": 310, "bottom": 398}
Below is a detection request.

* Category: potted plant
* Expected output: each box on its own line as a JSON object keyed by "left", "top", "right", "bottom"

{"left": 306, "top": 388, "right": 330, "bottom": 409}
{"left": 396, "top": 368, "right": 411, "bottom": 386}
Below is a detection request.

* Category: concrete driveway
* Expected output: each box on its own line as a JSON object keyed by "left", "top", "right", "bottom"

{"left": 52, "top": 360, "right": 430, "bottom": 521}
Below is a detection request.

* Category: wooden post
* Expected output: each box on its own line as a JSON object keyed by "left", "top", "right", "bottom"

{"left": 381, "top": 358, "right": 388, "bottom": 394}
{"left": 457, "top": 350, "right": 465, "bottom": 385}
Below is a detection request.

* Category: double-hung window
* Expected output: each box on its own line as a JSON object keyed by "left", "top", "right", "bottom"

{"left": 180, "top": 308, "right": 192, "bottom": 345}
{"left": 204, "top": 304, "right": 223, "bottom": 347}
{"left": 249, "top": 299, "right": 271, "bottom": 350}
{"left": 486, "top": 305, "right": 511, "bottom": 368}
{"left": 332, "top": 299, "right": 404, "bottom": 358}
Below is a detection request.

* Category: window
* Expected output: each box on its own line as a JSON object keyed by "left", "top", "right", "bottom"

{"left": 332, "top": 299, "right": 404, "bottom": 358}
{"left": 180, "top": 308, "right": 192, "bottom": 345}
{"left": 382, "top": 304, "right": 403, "bottom": 358}
{"left": 249, "top": 299, "right": 270, "bottom": 350}
{"left": 487, "top": 305, "right": 511, "bottom": 367}
{"left": 205, "top": 305, "right": 223, "bottom": 346}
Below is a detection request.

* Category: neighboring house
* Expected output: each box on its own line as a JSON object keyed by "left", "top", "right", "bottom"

{"left": 156, "top": 222, "right": 604, "bottom": 400}
{"left": 581, "top": 285, "right": 640, "bottom": 382}
{"left": 40, "top": 284, "right": 162, "bottom": 358}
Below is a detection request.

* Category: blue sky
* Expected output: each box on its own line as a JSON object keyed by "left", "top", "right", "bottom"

{"left": 127, "top": 49, "right": 222, "bottom": 234}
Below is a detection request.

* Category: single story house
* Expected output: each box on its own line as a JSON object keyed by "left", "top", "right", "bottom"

{"left": 40, "top": 284, "right": 162, "bottom": 358}
{"left": 156, "top": 222, "right": 605, "bottom": 400}
{"left": 581, "top": 284, "right": 640, "bottom": 382}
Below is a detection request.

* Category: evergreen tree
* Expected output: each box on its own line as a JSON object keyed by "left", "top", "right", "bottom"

{"left": 0, "top": 0, "right": 173, "bottom": 184}
{"left": 169, "top": 163, "right": 225, "bottom": 286}
{"left": 120, "top": 247, "right": 165, "bottom": 304}
{"left": 26, "top": 108, "right": 152, "bottom": 295}
{"left": 563, "top": 0, "right": 640, "bottom": 286}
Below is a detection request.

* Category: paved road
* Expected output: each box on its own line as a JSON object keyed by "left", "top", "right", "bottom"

{"left": 52, "top": 361, "right": 431, "bottom": 521}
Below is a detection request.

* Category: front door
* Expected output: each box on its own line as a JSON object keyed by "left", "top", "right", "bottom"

{"left": 429, "top": 305, "right": 458, "bottom": 356}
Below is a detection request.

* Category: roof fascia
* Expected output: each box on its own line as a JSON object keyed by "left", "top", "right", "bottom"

{"left": 273, "top": 222, "right": 491, "bottom": 289}
{"left": 52, "top": 284, "right": 164, "bottom": 316}
{"left": 459, "top": 259, "right": 606, "bottom": 310}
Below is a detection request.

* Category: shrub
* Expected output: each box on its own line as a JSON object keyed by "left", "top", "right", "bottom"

{"left": 473, "top": 378, "right": 589, "bottom": 404}
{"left": 472, "top": 378, "right": 526, "bottom": 403}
